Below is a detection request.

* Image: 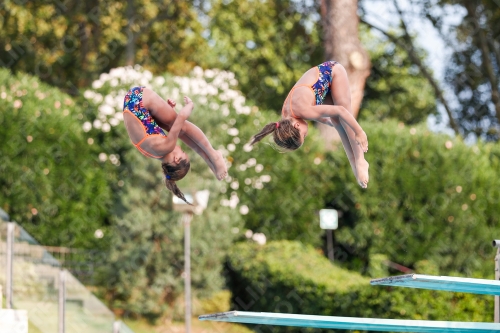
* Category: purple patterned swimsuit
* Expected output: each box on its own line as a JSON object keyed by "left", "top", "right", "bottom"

{"left": 123, "top": 86, "right": 166, "bottom": 137}
{"left": 123, "top": 86, "right": 167, "bottom": 159}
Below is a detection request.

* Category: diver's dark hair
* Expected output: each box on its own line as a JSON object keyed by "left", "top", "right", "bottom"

{"left": 161, "top": 159, "right": 192, "bottom": 205}
{"left": 249, "top": 119, "right": 302, "bottom": 151}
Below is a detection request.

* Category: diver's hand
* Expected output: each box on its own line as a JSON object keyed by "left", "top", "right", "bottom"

{"left": 318, "top": 117, "right": 334, "bottom": 127}
{"left": 355, "top": 130, "right": 368, "bottom": 153}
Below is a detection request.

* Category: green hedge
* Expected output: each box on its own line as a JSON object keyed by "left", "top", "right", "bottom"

{"left": 229, "top": 115, "right": 500, "bottom": 276}
{"left": 327, "top": 120, "right": 500, "bottom": 276}
{"left": 0, "top": 68, "right": 112, "bottom": 249}
{"left": 226, "top": 241, "right": 492, "bottom": 333}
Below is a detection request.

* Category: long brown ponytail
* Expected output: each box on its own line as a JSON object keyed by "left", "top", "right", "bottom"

{"left": 249, "top": 119, "right": 302, "bottom": 151}
{"left": 161, "top": 160, "right": 192, "bottom": 205}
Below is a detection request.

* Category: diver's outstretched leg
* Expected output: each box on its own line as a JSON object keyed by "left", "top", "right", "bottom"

{"left": 329, "top": 64, "right": 369, "bottom": 188}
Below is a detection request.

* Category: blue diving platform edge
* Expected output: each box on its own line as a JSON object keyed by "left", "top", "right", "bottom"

{"left": 370, "top": 274, "right": 500, "bottom": 295}
{"left": 198, "top": 311, "right": 500, "bottom": 332}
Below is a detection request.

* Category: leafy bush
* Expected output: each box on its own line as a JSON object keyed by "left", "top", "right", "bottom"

{"left": 225, "top": 103, "right": 500, "bottom": 276}
{"left": 326, "top": 120, "right": 500, "bottom": 276}
{"left": 200, "top": 290, "right": 232, "bottom": 314}
{"left": 0, "top": 68, "right": 111, "bottom": 249}
{"left": 206, "top": 0, "right": 324, "bottom": 112}
{"left": 222, "top": 109, "right": 334, "bottom": 247}
{"left": 226, "top": 240, "right": 493, "bottom": 333}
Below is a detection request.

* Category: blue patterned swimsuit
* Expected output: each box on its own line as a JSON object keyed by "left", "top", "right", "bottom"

{"left": 123, "top": 86, "right": 167, "bottom": 159}
{"left": 311, "top": 61, "right": 338, "bottom": 105}
{"left": 285, "top": 61, "right": 338, "bottom": 118}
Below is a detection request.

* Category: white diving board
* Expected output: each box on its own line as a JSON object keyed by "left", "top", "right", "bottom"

{"left": 199, "top": 311, "right": 500, "bottom": 332}
{"left": 371, "top": 274, "right": 500, "bottom": 295}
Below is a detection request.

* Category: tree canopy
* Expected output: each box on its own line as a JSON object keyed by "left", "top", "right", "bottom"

{"left": 0, "top": 0, "right": 207, "bottom": 93}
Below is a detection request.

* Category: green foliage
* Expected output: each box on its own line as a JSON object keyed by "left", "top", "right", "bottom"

{"left": 226, "top": 240, "right": 493, "bottom": 333}
{"left": 327, "top": 120, "right": 500, "bottom": 276}
{"left": 205, "top": 0, "right": 323, "bottom": 111}
{"left": 414, "top": 259, "right": 440, "bottom": 275}
{"left": 366, "top": 253, "right": 389, "bottom": 278}
{"left": 220, "top": 106, "right": 335, "bottom": 247}
{"left": 200, "top": 290, "right": 232, "bottom": 314}
{"left": 225, "top": 106, "right": 500, "bottom": 275}
{"left": 360, "top": 29, "right": 438, "bottom": 124}
{"left": 0, "top": 0, "right": 207, "bottom": 92}
{"left": 0, "top": 68, "right": 111, "bottom": 248}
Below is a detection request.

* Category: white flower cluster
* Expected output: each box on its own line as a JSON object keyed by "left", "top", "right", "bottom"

{"left": 220, "top": 192, "right": 239, "bottom": 209}
{"left": 83, "top": 65, "right": 247, "bottom": 134}
{"left": 244, "top": 229, "right": 266, "bottom": 245}
{"left": 238, "top": 158, "right": 271, "bottom": 189}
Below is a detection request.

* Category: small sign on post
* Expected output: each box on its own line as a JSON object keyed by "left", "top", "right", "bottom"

{"left": 320, "top": 209, "right": 338, "bottom": 263}
{"left": 320, "top": 209, "right": 338, "bottom": 230}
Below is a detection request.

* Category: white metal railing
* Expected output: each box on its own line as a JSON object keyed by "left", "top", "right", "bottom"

{"left": 1, "top": 221, "right": 135, "bottom": 333}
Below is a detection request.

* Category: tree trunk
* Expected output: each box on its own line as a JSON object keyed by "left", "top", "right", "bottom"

{"left": 464, "top": 2, "right": 500, "bottom": 125}
{"left": 125, "top": 0, "right": 135, "bottom": 66}
{"left": 319, "top": 0, "right": 371, "bottom": 148}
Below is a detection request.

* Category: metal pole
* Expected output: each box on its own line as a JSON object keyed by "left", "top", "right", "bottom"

{"left": 6, "top": 222, "right": 14, "bottom": 309}
{"left": 326, "top": 229, "right": 334, "bottom": 262}
{"left": 59, "top": 269, "right": 66, "bottom": 333}
{"left": 183, "top": 212, "right": 193, "bottom": 333}
{"left": 495, "top": 248, "right": 500, "bottom": 323}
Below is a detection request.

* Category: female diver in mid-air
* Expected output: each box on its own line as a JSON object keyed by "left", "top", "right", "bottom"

{"left": 122, "top": 86, "right": 227, "bottom": 203}
{"left": 249, "top": 61, "right": 370, "bottom": 188}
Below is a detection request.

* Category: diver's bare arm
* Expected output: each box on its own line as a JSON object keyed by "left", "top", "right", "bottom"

{"left": 162, "top": 104, "right": 190, "bottom": 153}
{"left": 155, "top": 119, "right": 217, "bottom": 172}
{"left": 307, "top": 105, "right": 368, "bottom": 152}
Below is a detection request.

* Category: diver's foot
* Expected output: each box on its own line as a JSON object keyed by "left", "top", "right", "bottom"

{"left": 212, "top": 150, "right": 228, "bottom": 180}
{"left": 356, "top": 159, "right": 370, "bottom": 189}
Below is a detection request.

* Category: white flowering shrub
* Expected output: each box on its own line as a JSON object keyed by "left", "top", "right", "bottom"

{"left": 82, "top": 65, "right": 249, "bottom": 138}
{"left": 81, "top": 64, "right": 287, "bottom": 217}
